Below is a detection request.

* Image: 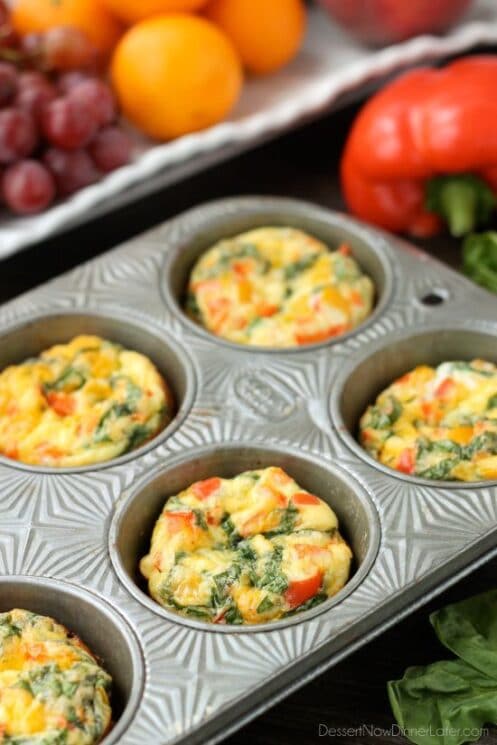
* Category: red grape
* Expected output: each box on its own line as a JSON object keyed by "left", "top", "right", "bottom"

{"left": 3, "top": 159, "right": 55, "bottom": 214}
{"left": 88, "top": 126, "right": 133, "bottom": 173}
{"left": 69, "top": 79, "right": 116, "bottom": 128}
{"left": 58, "top": 71, "right": 92, "bottom": 95}
{"left": 0, "top": 63, "right": 17, "bottom": 108}
{"left": 44, "top": 147, "right": 99, "bottom": 195}
{"left": 16, "top": 72, "right": 57, "bottom": 118}
{"left": 41, "top": 26, "right": 98, "bottom": 72}
{"left": 0, "top": 108, "right": 38, "bottom": 164}
{"left": 0, "top": 0, "right": 9, "bottom": 26}
{"left": 0, "top": 23, "right": 19, "bottom": 52}
{"left": 20, "top": 32, "right": 43, "bottom": 62}
{"left": 41, "top": 96, "right": 98, "bottom": 149}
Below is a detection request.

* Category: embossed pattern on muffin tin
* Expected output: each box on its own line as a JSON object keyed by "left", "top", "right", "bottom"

{"left": 1, "top": 197, "right": 497, "bottom": 745}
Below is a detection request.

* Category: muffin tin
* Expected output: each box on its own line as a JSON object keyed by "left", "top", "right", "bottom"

{"left": 1, "top": 196, "right": 497, "bottom": 744}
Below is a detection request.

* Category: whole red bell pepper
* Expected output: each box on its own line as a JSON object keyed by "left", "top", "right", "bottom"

{"left": 341, "top": 56, "right": 497, "bottom": 237}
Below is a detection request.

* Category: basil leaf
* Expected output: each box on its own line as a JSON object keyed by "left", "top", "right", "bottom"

{"left": 487, "top": 394, "right": 497, "bottom": 411}
{"left": 463, "top": 232, "right": 497, "bottom": 294}
{"left": 388, "top": 659, "right": 497, "bottom": 745}
{"left": 430, "top": 590, "right": 497, "bottom": 682}
{"left": 283, "top": 254, "right": 318, "bottom": 279}
{"left": 257, "top": 596, "right": 274, "bottom": 614}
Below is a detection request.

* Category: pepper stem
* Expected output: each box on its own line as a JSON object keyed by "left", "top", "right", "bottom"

{"left": 425, "top": 174, "right": 496, "bottom": 237}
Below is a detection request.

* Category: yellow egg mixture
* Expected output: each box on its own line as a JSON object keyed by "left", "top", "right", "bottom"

{"left": 141, "top": 466, "right": 353, "bottom": 625}
{"left": 186, "top": 227, "right": 374, "bottom": 347}
{"left": 0, "top": 335, "right": 175, "bottom": 468}
{"left": 0, "top": 609, "right": 111, "bottom": 744}
{"left": 360, "top": 360, "right": 497, "bottom": 481}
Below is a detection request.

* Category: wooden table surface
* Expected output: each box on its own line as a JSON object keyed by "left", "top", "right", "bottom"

{"left": 0, "top": 99, "right": 496, "bottom": 745}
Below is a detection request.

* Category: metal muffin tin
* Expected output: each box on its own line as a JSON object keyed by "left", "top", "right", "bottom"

{"left": 1, "top": 196, "right": 497, "bottom": 744}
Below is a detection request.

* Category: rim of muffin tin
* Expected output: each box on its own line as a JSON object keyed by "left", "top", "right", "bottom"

{"left": 0, "top": 308, "right": 197, "bottom": 474}
{"left": 160, "top": 196, "right": 396, "bottom": 354}
{"left": 0, "top": 575, "right": 145, "bottom": 744}
{"left": 109, "top": 442, "right": 382, "bottom": 634}
{"left": 330, "top": 321, "right": 497, "bottom": 489}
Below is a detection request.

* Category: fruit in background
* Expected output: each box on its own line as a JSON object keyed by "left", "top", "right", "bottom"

{"left": 69, "top": 79, "right": 116, "bottom": 127}
{"left": 21, "top": 26, "right": 99, "bottom": 71}
{"left": 41, "top": 96, "right": 98, "bottom": 150}
{"left": 111, "top": 15, "right": 243, "bottom": 140}
{"left": 43, "top": 148, "right": 99, "bottom": 195}
{"left": 0, "top": 63, "right": 18, "bottom": 107}
{"left": 2, "top": 159, "right": 56, "bottom": 214}
{"left": 0, "top": 53, "right": 132, "bottom": 213}
{"left": 0, "top": 107, "right": 37, "bottom": 163}
{"left": 16, "top": 71, "right": 57, "bottom": 117}
{"left": 11, "top": 0, "right": 122, "bottom": 58}
{"left": 88, "top": 127, "right": 133, "bottom": 172}
{"left": 204, "top": 0, "right": 306, "bottom": 75}
{"left": 102, "top": 0, "right": 209, "bottom": 25}
{"left": 317, "top": 0, "right": 472, "bottom": 45}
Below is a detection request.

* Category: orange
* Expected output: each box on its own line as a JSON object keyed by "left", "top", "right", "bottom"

{"left": 204, "top": 0, "right": 306, "bottom": 75}
{"left": 11, "top": 0, "right": 122, "bottom": 57}
{"left": 111, "top": 15, "right": 243, "bottom": 141}
{"left": 102, "top": 0, "right": 209, "bottom": 25}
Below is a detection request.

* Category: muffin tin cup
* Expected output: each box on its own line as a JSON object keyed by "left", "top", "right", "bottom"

{"left": 1, "top": 197, "right": 497, "bottom": 744}
{"left": 0, "top": 575, "right": 144, "bottom": 745}
{"left": 161, "top": 196, "right": 395, "bottom": 353}
{"left": 109, "top": 443, "right": 381, "bottom": 633}
{"left": 0, "top": 308, "right": 197, "bottom": 474}
{"left": 330, "top": 322, "right": 497, "bottom": 488}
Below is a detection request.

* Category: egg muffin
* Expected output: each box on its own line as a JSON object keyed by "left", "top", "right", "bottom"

{"left": 186, "top": 227, "right": 374, "bottom": 347}
{"left": 0, "top": 335, "right": 175, "bottom": 468}
{"left": 0, "top": 609, "right": 112, "bottom": 744}
{"left": 140, "top": 466, "right": 353, "bottom": 625}
{"left": 359, "top": 360, "right": 497, "bottom": 481}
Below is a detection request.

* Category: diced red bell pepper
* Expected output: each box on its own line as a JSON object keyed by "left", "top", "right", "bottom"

{"left": 292, "top": 491, "right": 321, "bottom": 506}
{"left": 397, "top": 448, "right": 415, "bottom": 475}
{"left": 45, "top": 391, "right": 76, "bottom": 416}
{"left": 192, "top": 477, "right": 221, "bottom": 500}
{"left": 285, "top": 572, "right": 323, "bottom": 609}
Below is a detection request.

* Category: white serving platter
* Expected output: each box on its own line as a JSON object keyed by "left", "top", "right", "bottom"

{"left": 1, "top": 0, "right": 497, "bottom": 260}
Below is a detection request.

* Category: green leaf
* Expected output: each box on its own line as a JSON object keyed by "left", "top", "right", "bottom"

{"left": 185, "top": 291, "right": 201, "bottom": 319}
{"left": 367, "top": 396, "right": 403, "bottom": 430}
{"left": 220, "top": 515, "right": 240, "bottom": 547}
{"left": 193, "top": 509, "right": 208, "bottom": 531}
{"left": 223, "top": 603, "right": 244, "bottom": 625}
{"left": 256, "top": 546, "right": 288, "bottom": 594}
{"left": 265, "top": 505, "right": 298, "bottom": 537}
{"left": 284, "top": 592, "right": 327, "bottom": 617}
{"left": 246, "top": 316, "right": 263, "bottom": 333}
{"left": 256, "top": 595, "right": 274, "bottom": 614}
{"left": 125, "top": 424, "right": 150, "bottom": 453}
{"left": 283, "top": 254, "right": 318, "bottom": 280}
{"left": 487, "top": 394, "right": 497, "bottom": 411}
{"left": 94, "top": 402, "right": 134, "bottom": 443}
{"left": 464, "top": 432, "right": 497, "bottom": 458}
{"left": 44, "top": 366, "right": 86, "bottom": 393}
{"left": 430, "top": 590, "right": 497, "bottom": 682}
{"left": 388, "top": 659, "right": 497, "bottom": 745}
{"left": 463, "top": 232, "right": 497, "bottom": 294}
{"left": 416, "top": 459, "right": 459, "bottom": 481}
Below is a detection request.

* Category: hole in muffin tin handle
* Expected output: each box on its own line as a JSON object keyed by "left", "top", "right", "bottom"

{"left": 419, "top": 288, "right": 450, "bottom": 307}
